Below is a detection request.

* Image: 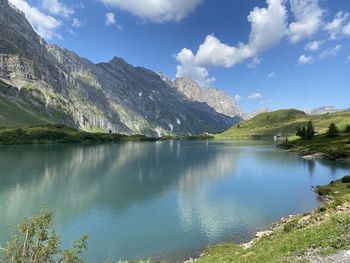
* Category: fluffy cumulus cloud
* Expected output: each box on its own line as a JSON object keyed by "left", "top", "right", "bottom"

{"left": 102, "top": 0, "right": 202, "bottom": 23}
{"left": 9, "top": 0, "right": 61, "bottom": 39}
{"left": 105, "top": 12, "right": 116, "bottom": 25}
{"left": 41, "top": 0, "right": 74, "bottom": 18}
{"left": 324, "top": 12, "right": 350, "bottom": 39}
{"left": 298, "top": 54, "right": 314, "bottom": 64}
{"left": 176, "top": 0, "right": 287, "bottom": 85}
{"left": 287, "top": 0, "right": 324, "bottom": 43}
{"left": 305, "top": 40, "right": 322, "bottom": 51}
{"left": 248, "top": 92, "right": 263, "bottom": 100}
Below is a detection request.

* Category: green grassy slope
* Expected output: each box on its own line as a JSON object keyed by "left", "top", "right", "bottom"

{"left": 0, "top": 95, "right": 53, "bottom": 127}
{"left": 0, "top": 125, "right": 151, "bottom": 144}
{"left": 219, "top": 109, "right": 350, "bottom": 139}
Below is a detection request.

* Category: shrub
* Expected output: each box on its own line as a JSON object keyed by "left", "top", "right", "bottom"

{"left": 341, "top": 176, "right": 350, "bottom": 183}
{"left": 318, "top": 206, "right": 327, "bottom": 212}
{"left": 315, "top": 185, "right": 333, "bottom": 196}
{"left": 283, "top": 218, "right": 299, "bottom": 233}
{"left": 3, "top": 205, "right": 88, "bottom": 263}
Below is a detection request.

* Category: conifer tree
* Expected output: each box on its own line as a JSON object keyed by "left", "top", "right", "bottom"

{"left": 305, "top": 121, "right": 315, "bottom": 140}
{"left": 328, "top": 122, "right": 339, "bottom": 138}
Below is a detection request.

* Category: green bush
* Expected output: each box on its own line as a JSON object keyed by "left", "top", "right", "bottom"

{"left": 2, "top": 205, "right": 87, "bottom": 263}
{"left": 315, "top": 186, "right": 333, "bottom": 196}
{"left": 318, "top": 206, "right": 327, "bottom": 213}
{"left": 283, "top": 218, "right": 299, "bottom": 233}
{"left": 341, "top": 176, "right": 350, "bottom": 183}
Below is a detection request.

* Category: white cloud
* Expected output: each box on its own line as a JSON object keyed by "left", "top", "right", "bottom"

{"left": 234, "top": 95, "right": 242, "bottom": 103}
{"left": 324, "top": 12, "right": 349, "bottom": 40}
{"left": 267, "top": 72, "right": 276, "bottom": 79}
{"left": 72, "top": 18, "right": 84, "bottom": 28}
{"left": 105, "top": 12, "right": 116, "bottom": 26}
{"left": 298, "top": 54, "right": 314, "bottom": 64}
{"left": 343, "top": 22, "right": 350, "bottom": 35}
{"left": 9, "top": 0, "right": 61, "bottom": 39}
{"left": 248, "top": 92, "right": 263, "bottom": 100}
{"left": 247, "top": 57, "right": 261, "bottom": 69}
{"left": 305, "top": 41, "right": 322, "bottom": 51}
{"left": 175, "top": 48, "right": 215, "bottom": 86}
{"left": 176, "top": 0, "right": 287, "bottom": 85}
{"left": 320, "top": 45, "right": 342, "bottom": 59}
{"left": 287, "top": 0, "right": 324, "bottom": 43}
{"left": 102, "top": 0, "right": 202, "bottom": 23}
{"left": 42, "top": 0, "right": 74, "bottom": 18}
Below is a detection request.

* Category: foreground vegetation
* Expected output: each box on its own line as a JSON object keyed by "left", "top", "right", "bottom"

{"left": 218, "top": 109, "right": 350, "bottom": 139}
{"left": 0, "top": 206, "right": 88, "bottom": 263}
{"left": 195, "top": 176, "right": 350, "bottom": 263}
{"left": 0, "top": 124, "right": 214, "bottom": 145}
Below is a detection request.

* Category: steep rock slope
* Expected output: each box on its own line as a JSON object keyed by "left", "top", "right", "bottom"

{"left": 0, "top": 0, "right": 238, "bottom": 136}
{"left": 159, "top": 74, "right": 243, "bottom": 119}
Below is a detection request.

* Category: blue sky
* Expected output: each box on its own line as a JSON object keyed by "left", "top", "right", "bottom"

{"left": 9, "top": 0, "right": 350, "bottom": 113}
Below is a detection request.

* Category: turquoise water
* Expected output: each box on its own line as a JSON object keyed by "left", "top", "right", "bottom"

{"left": 0, "top": 140, "right": 349, "bottom": 262}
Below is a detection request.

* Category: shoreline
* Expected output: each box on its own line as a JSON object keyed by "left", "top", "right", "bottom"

{"left": 183, "top": 177, "right": 350, "bottom": 263}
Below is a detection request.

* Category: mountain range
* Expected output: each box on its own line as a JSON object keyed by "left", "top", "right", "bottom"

{"left": 0, "top": 0, "right": 242, "bottom": 137}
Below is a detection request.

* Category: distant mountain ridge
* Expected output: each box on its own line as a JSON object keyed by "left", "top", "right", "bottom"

{"left": 158, "top": 73, "right": 244, "bottom": 118}
{"left": 305, "top": 106, "right": 349, "bottom": 115}
{"left": 0, "top": 0, "right": 240, "bottom": 136}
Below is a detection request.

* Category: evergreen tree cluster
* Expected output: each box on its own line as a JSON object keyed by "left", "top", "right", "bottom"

{"left": 296, "top": 121, "right": 315, "bottom": 140}
{"left": 296, "top": 122, "right": 349, "bottom": 140}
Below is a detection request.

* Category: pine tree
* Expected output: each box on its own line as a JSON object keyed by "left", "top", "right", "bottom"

{"left": 296, "top": 126, "right": 305, "bottom": 139}
{"left": 305, "top": 121, "right": 315, "bottom": 140}
{"left": 328, "top": 122, "right": 339, "bottom": 138}
{"left": 345, "top": 124, "right": 350, "bottom": 133}
{"left": 302, "top": 126, "right": 306, "bottom": 139}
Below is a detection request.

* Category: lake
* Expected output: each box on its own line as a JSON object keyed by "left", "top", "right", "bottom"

{"left": 0, "top": 140, "right": 349, "bottom": 262}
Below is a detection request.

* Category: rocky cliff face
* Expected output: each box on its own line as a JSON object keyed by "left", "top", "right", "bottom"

{"left": 159, "top": 74, "right": 243, "bottom": 119}
{"left": 0, "top": 0, "right": 240, "bottom": 136}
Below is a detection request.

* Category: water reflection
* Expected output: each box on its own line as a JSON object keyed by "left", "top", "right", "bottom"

{"left": 0, "top": 141, "right": 349, "bottom": 261}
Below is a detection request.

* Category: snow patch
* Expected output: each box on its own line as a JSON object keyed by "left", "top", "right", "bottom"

{"left": 176, "top": 118, "right": 181, "bottom": 125}
{"left": 139, "top": 92, "right": 142, "bottom": 97}
{"left": 168, "top": 123, "right": 174, "bottom": 132}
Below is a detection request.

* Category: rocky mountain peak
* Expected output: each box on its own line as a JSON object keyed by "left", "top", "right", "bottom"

{"left": 0, "top": 3, "right": 240, "bottom": 136}
{"left": 161, "top": 75, "right": 243, "bottom": 119}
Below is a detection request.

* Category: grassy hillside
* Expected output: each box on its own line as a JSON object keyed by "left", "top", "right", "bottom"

{"left": 218, "top": 109, "right": 350, "bottom": 139}
{"left": 0, "top": 81, "right": 61, "bottom": 127}
{"left": 0, "top": 125, "right": 150, "bottom": 145}
{"left": 0, "top": 95, "right": 52, "bottom": 127}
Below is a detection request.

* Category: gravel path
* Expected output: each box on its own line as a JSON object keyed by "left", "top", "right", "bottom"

{"left": 305, "top": 250, "right": 350, "bottom": 263}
